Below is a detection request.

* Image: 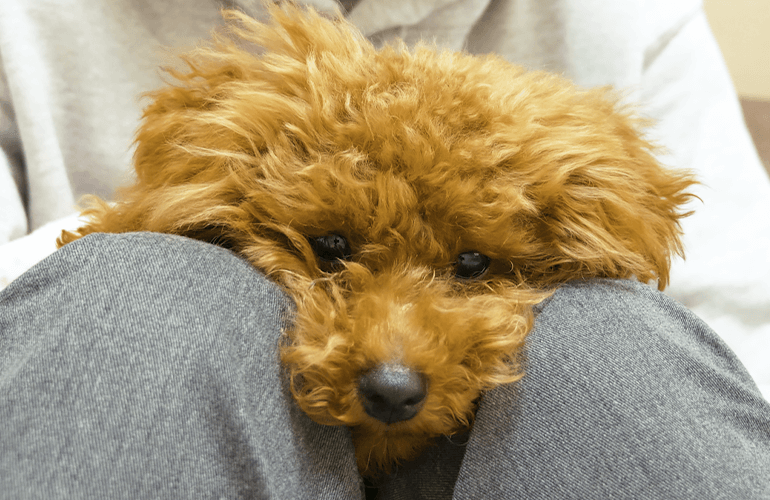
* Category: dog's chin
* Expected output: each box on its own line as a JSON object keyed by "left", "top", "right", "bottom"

{"left": 351, "top": 405, "right": 476, "bottom": 476}
{"left": 352, "top": 424, "right": 437, "bottom": 476}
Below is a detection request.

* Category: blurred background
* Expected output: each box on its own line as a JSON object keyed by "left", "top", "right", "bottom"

{"left": 704, "top": 0, "right": 770, "bottom": 175}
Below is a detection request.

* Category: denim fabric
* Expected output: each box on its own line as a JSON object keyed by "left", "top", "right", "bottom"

{"left": 2, "top": 233, "right": 769, "bottom": 499}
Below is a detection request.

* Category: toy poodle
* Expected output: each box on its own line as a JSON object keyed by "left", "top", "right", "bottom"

{"left": 58, "top": 2, "right": 696, "bottom": 475}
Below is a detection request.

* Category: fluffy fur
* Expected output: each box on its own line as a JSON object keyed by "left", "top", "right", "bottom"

{"left": 58, "top": 3, "right": 696, "bottom": 475}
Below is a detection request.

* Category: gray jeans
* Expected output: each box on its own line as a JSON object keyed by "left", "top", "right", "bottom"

{"left": 1, "top": 232, "right": 768, "bottom": 499}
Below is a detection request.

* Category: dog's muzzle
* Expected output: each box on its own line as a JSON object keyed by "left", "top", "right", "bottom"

{"left": 358, "top": 363, "right": 428, "bottom": 424}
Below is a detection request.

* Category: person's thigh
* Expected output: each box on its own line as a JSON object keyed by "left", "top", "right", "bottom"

{"left": 454, "top": 280, "right": 770, "bottom": 499}
{"left": 375, "top": 280, "right": 770, "bottom": 500}
{"left": 0, "top": 232, "right": 362, "bottom": 499}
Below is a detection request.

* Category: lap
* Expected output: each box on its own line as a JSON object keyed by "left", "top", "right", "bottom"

{"left": 0, "top": 232, "right": 361, "bottom": 499}
{"left": 2, "top": 232, "right": 768, "bottom": 499}
{"left": 456, "top": 280, "right": 770, "bottom": 498}
{"left": 381, "top": 281, "right": 770, "bottom": 499}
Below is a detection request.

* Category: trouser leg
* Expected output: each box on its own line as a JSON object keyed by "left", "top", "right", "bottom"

{"left": 377, "top": 280, "right": 770, "bottom": 500}
{"left": 0, "top": 232, "right": 362, "bottom": 500}
{"left": 453, "top": 280, "right": 770, "bottom": 499}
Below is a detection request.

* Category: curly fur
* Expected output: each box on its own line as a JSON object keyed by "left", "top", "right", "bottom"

{"left": 58, "top": 3, "right": 696, "bottom": 475}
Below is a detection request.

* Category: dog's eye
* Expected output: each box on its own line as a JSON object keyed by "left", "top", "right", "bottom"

{"left": 455, "top": 251, "right": 490, "bottom": 280}
{"left": 309, "top": 234, "right": 352, "bottom": 262}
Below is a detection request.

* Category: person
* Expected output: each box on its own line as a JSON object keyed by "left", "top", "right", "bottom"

{"left": 1, "top": 1, "right": 769, "bottom": 498}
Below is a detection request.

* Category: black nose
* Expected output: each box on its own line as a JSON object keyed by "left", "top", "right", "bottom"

{"left": 358, "top": 364, "right": 428, "bottom": 424}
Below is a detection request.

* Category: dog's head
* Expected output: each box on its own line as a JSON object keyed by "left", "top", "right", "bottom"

{"left": 101, "top": 3, "right": 695, "bottom": 473}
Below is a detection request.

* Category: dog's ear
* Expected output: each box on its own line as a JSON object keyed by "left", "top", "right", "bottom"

{"left": 507, "top": 86, "right": 697, "bottom": 290}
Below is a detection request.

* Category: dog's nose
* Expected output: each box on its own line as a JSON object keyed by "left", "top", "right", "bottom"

{"left": 358, "top": 364, "right": 427, "bottom": 424}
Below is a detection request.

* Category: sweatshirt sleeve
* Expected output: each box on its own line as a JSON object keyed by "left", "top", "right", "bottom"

{"left": 0, "top": 51, "right": 28, "bottom": 244}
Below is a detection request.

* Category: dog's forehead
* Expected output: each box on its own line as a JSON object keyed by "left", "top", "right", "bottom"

{"left": 277, "top": 134, "right": 530, "bottom": 260}
{"left": 247, "top": 48, "right": 548, "bottom": 255}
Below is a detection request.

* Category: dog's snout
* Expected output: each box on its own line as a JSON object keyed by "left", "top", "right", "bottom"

{"left": 358, "top": 364, "right": 427, "bottom": 424}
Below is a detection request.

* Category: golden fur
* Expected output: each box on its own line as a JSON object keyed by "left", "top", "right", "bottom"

{"left": 58, "top": 3, "right": 696, "bottom": 475}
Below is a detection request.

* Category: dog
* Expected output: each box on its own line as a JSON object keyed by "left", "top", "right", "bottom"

{"left": 58, "top": 2, "right": 696, "bottom": 476}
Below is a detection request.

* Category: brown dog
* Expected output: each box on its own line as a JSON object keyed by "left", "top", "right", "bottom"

{"left": 58, "top": 3, "right": 695, "bottom": 475}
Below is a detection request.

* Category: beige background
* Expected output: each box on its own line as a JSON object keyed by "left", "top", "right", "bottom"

{"left": 704, "top": 0, "right": 770, "bottom": 100}
{"left": 704, "top": 0, "right": 770, "bottom": 173}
